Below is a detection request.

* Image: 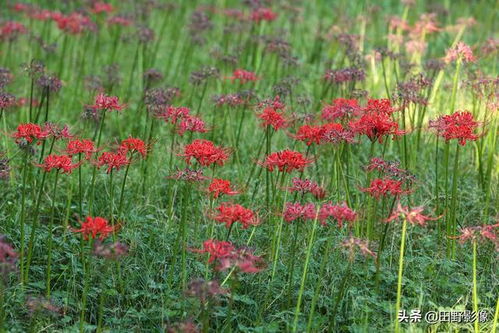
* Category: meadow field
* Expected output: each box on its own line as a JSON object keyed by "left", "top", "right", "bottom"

{"left": 0, "top": 0, "right": 497, "bottom": 332}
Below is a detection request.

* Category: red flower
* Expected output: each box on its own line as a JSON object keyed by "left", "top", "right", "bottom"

{"left": 257, "top": 95, "right": 285, "bottom": 111}
{"left": 12, "top": 123, "right": 48, "bottom": 144}
{"left": 250, "top": 8, "right": 278, "bottom": 22}
{"left": 287, "top": 177, "right": 326, "bottom": 199}
{"left": 293, "top": 125, "right": 323, "bottom": 146}
{"left": 207, "top": 178, "right": 238, "bottom": 198}
{"left": 72, "top": 216, "right": 115, "bottom": 240}
{"left": 0, "top": 21, "right": 27, "bottom": 40}
{"left": 97, "top": 151, "right": 129, "bottom": 173}
{"left": 180, "top": 139, "right": 229, "bottom": 167}
{"left": 177, "top": 114, "right": 207, "bottom": 135}
{"left": 364, "top": 98, "right": 395, "bottom": 115}
{"left": 52, "top": 12, "right": 96, "bottom": 34}
{"left": 261, "top": 150, "right": 312, "bottom": 173}
{"left": 91, "top": 93, "right": 125, "bottom": 111}
{"left": 385, "top": 203, "right": 441, "bottom": 227}
{"left": 455, "top": 223, "right": 499, "bottom": 248}
{"left": 190, "top": 239, "right": 235, "bottom": 263}
{"left": 119, "top": 137, "right": 147, "bottom": 158}
{"left": 229, "top": 69, "right": 259, "bottom": 84}
{"left": 65, "top": 139, "right": 96, "bottom": 159}
{"left": 212, "top": 203, "right": 259, "bottom": 229}
{"left": 283, "top": 202, "right": 317, "bottom": 223}
{"left": 37, "top": 154, "right": 80, "bottom": 174}
{"left": 361, "top": 178, "right": 410, "bottom": 199}
{"left": 429, "top": 111, "right": 480, "bottom": 146}
{"left": 43, "top": 123, "right": 73, "bottom": 140}
{"left": 444, "top": 42, "right": 476, "bottom": 63}
{"left": 320, "top": 122, "right": 355, "bottom": 144}
{"left": 349, "top": 112, "right": 404, "bottom": 143}
{"left": 169, "top": 168, "right": 208, "bottom": 182}
{"left": 91, "top": 2, "right": 114, "bottom": 14}
{"left": 319, "top": 202, "right": 357, "bottom": 227}
{"left": 322, "top": 98, "right": 361, "bottom": 121}
{"left": 159, "top": 106, "right": 190, "bottom": 124}
{"left": 258, "top": 107, "right": 288, "bottom": 130}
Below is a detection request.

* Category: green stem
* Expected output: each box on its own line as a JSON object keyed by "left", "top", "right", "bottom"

{"left": 472, "top": 240, "right": 479, "bottom": 333}
{"left": 46, "top": 171, "right": 60, "bottom": 297}
{"left": 394, "top": 219, "right": 408, "bottom": 333}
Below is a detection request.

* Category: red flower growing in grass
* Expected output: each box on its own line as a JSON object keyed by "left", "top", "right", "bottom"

{"left": 191, "top": 240, "right": 265, "bottom": 273}
{"left": 12, "top": 123, "right": 48, "bottom": 144}
{"left": 258, "top": 107, "right": 288, "bottom": 130}
{"left": 97, "top": 151, "right": 129, "bottom": 173}
{"left": 212, "top": 203, "right": 259, "bottom": 229}
{"left": 119, "top": 137, "right": 148, "bottom": 158}
{"left": 349, "top": 112, "right": 404, "bottom": 143}
{"left": 322, "top": 98, "right": 361, "bottom": 121}
{"left": 454, "top": 223, "right": 499, "bottom": 249}
{"left": 180, "top": 139, "right": 229, "bottom": 167}
{"left": 385, "top": 203, "right": 441, "bottom": 227}
{"left": 364, "top": 98, "right": 396, "bottom": 115}
{"left": 429, "top": 111, "right": 480, "bottom": 146}
{"left": 229, "top": 69, "right": 259, "bottom": 84}
{"left": 261, "top": 150, "right": 312, "bottom": 173}
{"left": 72, "top": 216, "right": 115, "bottom": 240}
{"left": 37, "top": 154, "right": 80, "bottom": 174}
{"left": 43, "top": 123, "right": 73, "bottom": 140}
{"left": 319, "top": 202, "right": 357, "bottom": 227}
{"left": 177, "top": 114, "right": 207, "bottom": 136}
{"left": 191, "top": 239, "right": 235, "bottom": 263}
{"left": 282, "top": 202, "right": 317, "bottom": 223}
{"left": 444, "top": 42, "right": 476, "bottom": 63}
{"left": 361, "top": 178, "right": 410, "bottom": 199}
{"left": 158, "top": 106, "right": 191, "bottom": 124}
{"left": 287, "top": 178, "right": 326, "bottom": 199}
{"left": 207, "top": 178, "right": 238, "bottom": 198}
{"left": 65, "top": 139, "right": 97, "bottom": 159}
{"left": 293, "top": 125, "right": 323, "bottom": 146}
{"left": 250, "top": 8, "right": 278, "bottom": 22}
{"left": 91, "top": 93, "right": 125, "bottom": 111}
{"left": 91, "top": 2, "right": 114, "bottom": 14}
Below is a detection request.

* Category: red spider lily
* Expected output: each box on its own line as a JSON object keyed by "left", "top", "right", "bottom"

{"left": 91, "top": 2, "right": 114, "bottom": 14}
{"left": 12, "top": 123, "right": 48, "bottom": 144}
{"left": 258, "top": 107, "right": 288, "bottom": 130}
{"left": 168, "top": 168, "right": 208, "bottom": 182}
{"left": 429, "top": 111, "right": 480, "bottom": 146}
{"left": 97, "top": 151, "right": 130, "bottom": 173}
{"left": 349, "top": 112, "right": 404, "bottom": 143}
{"left": 287, "top": 177, "right": 326, "bottom": 199}
{"left": 361, "top": 178, "right": 410, "bottom": 199}
{"left": 321, "top": 122, "right": 355, "bottom": 144}
{"left": 158, "top": 106, "right": 191, "bottom": 124}
{"left": 250, "top": 7, "right": 278, "bottom": 22}
{"left": 364, "top": 98, "right": 395, "bottom": 115}
{"left": 319, "top": 202, "right": 357, "bottom": 227}
{"left": 365, "top": 157, "right": 415, "bottom": 182}
{"left": 72, "top": 216, "right": 115, "bottom": 240}
{"left": 52, "top": 12, "right": 96, "bottom": 34}
{"left": 207, "top": 178, "right": 238, "bottom": 198}
{"left": 91, "top": 93, "right": 125, "bottom": 111}
{"left": 340, "top": 236, "right": 377, "bottom": 261}
{"left": 228, "top": 69, "right": 259, "bottom": 84}
{"left": 261, "top": 149, "right": 312, "bottom": 173}
{"left": 217, "top": 246, "right": 265, "bottom": 273}
{"left": 385, "top": 203, "right": 441, "bottom": 227}
{"left": 322, "top": 98, "right": 361, "bottom": 121}
{"left": 454, "top": 223, "right": 499, "bottom": 249}
{"left": 65, "top": 139, "right": 97, "bottom": 159}
{"left": 190, "top": 239, "right": 235, "bottom": 263}
{"left": 42, "top": 123, "right": 73, "bottom": 140}
{"left": 180, "top": 139, "right": 229, "bottom": 167}
{"left": 292, "top": 125, "right": 323, "bottom": 145}
{"left": 119, "top": 137, "right": 147, "bottom": 158}
{"left": 177, "top": 114, "right": 207, "bottom": 135}
{"left": 444, "top": 42, "right": 476, "bottom": 63}
{"left": 282, "top": 202, "right": 317, "bottom": 223}
{"left": 212, "top": 203, "right": 259, "bottom": 229}
{"left": 0, "top": 21, "right": 27, "bottom": 40}
{"left": 37, "top": 154, "right": 80, "bottom": 174}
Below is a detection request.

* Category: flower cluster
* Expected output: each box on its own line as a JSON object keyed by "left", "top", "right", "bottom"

{"left": 212, "top": 203, "right": 258, "bottom": 229}
{"left": 37, "top": 154, "right": 80, "bottom": 174}
{"left": 261, "top": 150, "right": 312, "bottom": 173}
{"left": 90, "top": 93, "right": 125, "bottom": 111}
{"left": 287, "top": 178, "right": 326, "bottom": 199}
{"left": 65, "top": 139, "right": 96, "bottom": 159}
{"left": 97, "top": 151, "right": 130, "bottom": 173}
{"left": 385, "top": 203, "right": 440, "bottom": 227}
{"left": 319, "top": 202, "right": 357, "bottom": 227}
{"left": 321, "top": 98, "right": 361, "bottom": 121}
{"left": 72, "top": 216, "right": 115, "bottom": 240}
{"left": 229, "top": 69, "right": 259, "bottom": 84}
{"left": 207, "top": 178, "right": 238, "bottom": 198}
{"left": 455, "top": 223, "right": 499, "bottom": 249}
{"left": 12, "top": 123, "right": 48, "bottom": 144}
{"left": 429, "top": 111, "right": 480, "bottom": 145}
{"left": 361, "top": 178, "right": 411, "bottom": 199}
{"left": 180, "top": 139, "right": 229, "bottom": 167}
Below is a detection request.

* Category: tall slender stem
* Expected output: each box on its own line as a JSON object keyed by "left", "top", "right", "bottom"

{"left": 394, "top": 219, "right": 408, "bottom": 333}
